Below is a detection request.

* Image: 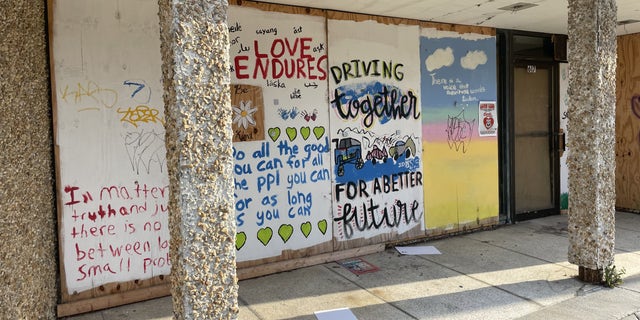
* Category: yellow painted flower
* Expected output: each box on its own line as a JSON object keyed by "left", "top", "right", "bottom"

{"left": 232, "top": 100, "right": 258, "bottom": 129}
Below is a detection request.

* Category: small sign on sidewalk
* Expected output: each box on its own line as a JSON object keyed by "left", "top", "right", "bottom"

{"left": 337, "top": 258, "right": 379, "bottom": 275}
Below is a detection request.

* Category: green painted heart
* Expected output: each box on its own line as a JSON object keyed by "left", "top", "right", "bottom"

{"left": 286, "top": 127, "right": 297, "bottom": 141}
{"left": 313, "top": 126, "right": 325, "bottom": 140}
{"left": 301, "top": 221, "right": 312, "bottom": 238}
{"left": 300, "top": 126, "right": 311, "bottom": 140}
{"left": 268, "top": 127, "right": 281, "bottom": 142}
{"left": 236, "top": 232, "right": 247, "bottom": 250}
{"left": 278, "top": 224, "right": 294, "bottom": 243}
{"left": 317, "top": 219, "right": 328, "bottom": 235}
{"left": 257, "top": 227, "right": 273, "bottom": 246}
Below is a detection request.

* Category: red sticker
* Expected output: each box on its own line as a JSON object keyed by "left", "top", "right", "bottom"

{"left": 483, "top": 116, "right": 494, "bottom": 129}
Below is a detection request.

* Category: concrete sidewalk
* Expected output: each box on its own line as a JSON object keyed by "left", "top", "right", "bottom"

{"left": 63, "top": 212, "right": 640, "bottom": 319}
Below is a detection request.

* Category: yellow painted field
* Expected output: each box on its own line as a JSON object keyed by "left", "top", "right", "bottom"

{"left": 422, "top": 140, "right": 499, "bottom": 230}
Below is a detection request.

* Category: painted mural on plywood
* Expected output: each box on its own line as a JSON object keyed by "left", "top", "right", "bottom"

{"left": 52, "top": 0, "right": 170, "bottom": 295}
{"left": 232, "top": 85, "right": 265, "bottom": 142}
{"left": 328, "top": 18, "right": 424, "bottom": 247}
{"left": 229, "top": 5, "right": 332, "bottom": 264}
{"left": 615, "top": 34, "right": 640, "bottom": 210}
{"left": 420, "top": 29, "right": 499, "bottom": 233}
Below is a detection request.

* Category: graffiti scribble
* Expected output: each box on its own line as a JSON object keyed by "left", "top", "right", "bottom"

{"left": 123, "top": 129, "right": 166, "bottom": 174}
{"left": 629, "top": 95, "right": 640, "bottom": 147}
{"left": 123, "top": 79, "right": 151, "bottom": 104}
{"left": 446, "top": 109, "right": 475, "bottom": 153}
{"left": 60, "top": 81, "right": 118, "bottom": 110}
{"left": 117, "top": 105, "right": 165, "bottom": 128}
{"left": 631, "top": 95, "right": 640, "bottom": 119}
{"left": 123, "top": 80, "right": 145, "bottom": 98}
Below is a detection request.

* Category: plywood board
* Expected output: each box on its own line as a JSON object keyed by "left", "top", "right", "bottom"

{"left": 57, "top": 284, "right": 170, "bottom": 318}
{"left": 232, "top": 84, "right": 266, "bottom": 142}
{"left": 229, "top": 5, "right": 334, "bottom": 263}
{"left": 420, "top": 28, "right": 499, "bottom": 230}
{"left": 616, "top": 34, "right": 640, "bottom": 210}
{"left": 327, "top": 18, "right": 425, "bottom": 248}
{"left": 420, "top": 21, "right": 495, "bottom": 36}
{"left": 326, "top": 10, "right": 420, "bottom": 26}
{"left": 229, "top": 0, "right": 325, "bottom": 17}
{"left": 49, "top": 0, "right": 170, "bottom": 302}
{"left": 236, "top": 240, "right": 333, "bottom": 269}
{"left": 236, "top": 244, "right": 385, "bottom": 279}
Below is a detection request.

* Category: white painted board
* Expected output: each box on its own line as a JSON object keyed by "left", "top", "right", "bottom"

{"left": 51, "top": 0, "right": 169, "bottom": 294}
{"left": 327, "top": 19, "right": 424, "bottom": 243}
{"left": 229, "top": 6, "right": 333, "bottom": 262}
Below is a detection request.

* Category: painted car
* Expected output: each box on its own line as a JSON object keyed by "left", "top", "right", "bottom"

{"left": 366, "top": 144, "right": 388, "bottom": 164}
{"left": 389, "top": 138, "right": 416, "bottom": 160}
{"left": 333, "top": 138, "right": 364, "bottom": 176}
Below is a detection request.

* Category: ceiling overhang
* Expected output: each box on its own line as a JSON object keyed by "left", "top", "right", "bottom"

{"left": 255, "top": 0, "right": 640, "bottom": 36}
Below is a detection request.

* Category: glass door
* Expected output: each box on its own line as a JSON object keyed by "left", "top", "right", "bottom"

{"left": 513, "top": 63, "right": 559, "bottom": 219}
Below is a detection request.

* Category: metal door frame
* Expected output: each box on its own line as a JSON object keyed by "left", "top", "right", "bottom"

{"left": 497, "top": 29, "right": 562, "bottom": 223}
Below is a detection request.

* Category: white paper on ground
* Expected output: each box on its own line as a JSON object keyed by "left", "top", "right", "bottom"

{"left": 395, "top": 246, "right": 441, "bottom": 255}
{"left": 314, "top": 307, "right": 358, "bottom": 320}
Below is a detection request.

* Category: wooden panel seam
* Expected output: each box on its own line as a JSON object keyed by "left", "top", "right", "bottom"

{"left": 237, "top": 244, "right": 385, "bottom": 280}
{"left": 326, "top": 10, "right": 421, "bottom": 26}
{"left": 57, "top": 284, "right": 171, "bottom": 318}
{"left": 231, "top": 0, "right": 495, "bottom": 33}
{"left": 229, "top": 0, "right": 326, "bottom": 17}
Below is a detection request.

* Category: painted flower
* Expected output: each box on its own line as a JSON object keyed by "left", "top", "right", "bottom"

{"left": 232, "top": 100, "right": 258, "bottom": 129}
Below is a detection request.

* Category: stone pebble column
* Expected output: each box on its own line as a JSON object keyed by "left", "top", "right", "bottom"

{"left": 0, "top": 1, "right": 58, "bottom": 319}
{"left": 567, "top": 0, "right": 617, "bottom": 282}
{"left": 157, "top": 0, "right": 239, "bottom": 318}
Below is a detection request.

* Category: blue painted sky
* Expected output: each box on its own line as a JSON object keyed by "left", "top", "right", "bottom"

{"left": 420, "top": 36, "right": 497, "bottom": 113}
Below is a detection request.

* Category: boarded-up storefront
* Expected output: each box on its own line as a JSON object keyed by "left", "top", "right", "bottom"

{"left": 50, "top": 0, "right": 501, "bottom": 315}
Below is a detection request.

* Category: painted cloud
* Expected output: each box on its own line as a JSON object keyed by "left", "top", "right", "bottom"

{"left": 460, "top": 50, "right": 488, "bottom": 70}
{"left": 425, "top": 47, "right": 454, "bottom": 72}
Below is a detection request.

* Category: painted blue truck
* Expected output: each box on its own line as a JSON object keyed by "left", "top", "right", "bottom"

{"left": 333, "top": 138, "right": 364, "bottom": 176}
